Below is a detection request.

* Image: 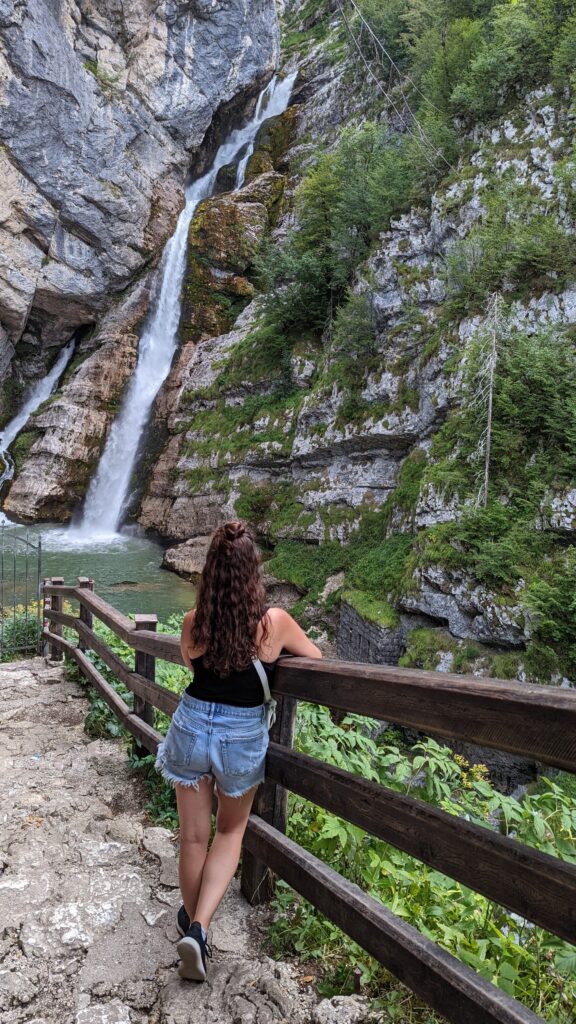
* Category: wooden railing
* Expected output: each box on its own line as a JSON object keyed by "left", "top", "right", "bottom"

{"left": 42, "top": 578, "right": 576, "bottom": 1024}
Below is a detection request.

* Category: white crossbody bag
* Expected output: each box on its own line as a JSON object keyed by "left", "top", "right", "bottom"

{"left": 252, "top": 658, "right": 277, "bottom": 730}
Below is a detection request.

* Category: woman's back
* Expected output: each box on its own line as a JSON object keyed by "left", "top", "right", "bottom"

{"left": 186, "top": 652, "right": 276, "bottom": 707}
{"left": 182, "top": 605, "right": 321, "bottom": 670}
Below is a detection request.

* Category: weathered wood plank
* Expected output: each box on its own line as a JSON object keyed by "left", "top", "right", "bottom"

{"left": 78, "top": 577, "right": 94, "bottom": 653}
{"left": 133, "top": 614, "right": 158, "bottom": 759}
{"left": 44, "top": 609, "right": 80, "bottom": 631}
{"left": 243, "top": 816, "right": 544, "bottom": 1024}
{"left": 44, "top": 611, "right": 179, "bottom": 716}
{"left": 130, "top": 629, "right": 183, "bottom": 665}
{"left": 43, "top": 585, "right": 82, "bottom": 600}
{"left": 48, "top": 578, "right": 64, "bottom": 661}
{"left": 273, "top": 660, "right": 576, "bottom": 772}
{"left": 125, "top": 713, "right": 161, "bottom": 754}
{"left": 266, "top": 744, "right": 576, "bottom": 943}
{"left": 45, "top": 630, "right": 131, "bottom": 721}
{"left": 77, "top": 620, "right": 179, "bottom": 716}
{"left": 73, "top": 589, "right": 135, "bottom": 638}
{"left": 43, "top": 630, "right": 163, "bottom": 753}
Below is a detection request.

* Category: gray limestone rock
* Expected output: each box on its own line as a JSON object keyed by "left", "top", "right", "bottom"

{"left": 0, "top": 0, "right": 279, "bottom": 343}
{"left": 312, "top": 996, "right": 373, "bottom": 1024}
{"left": 401, "top": 566, "right": 528, "bottom": 648}
{"left": 161, "top": 535, "right": 212, "bottom": 579}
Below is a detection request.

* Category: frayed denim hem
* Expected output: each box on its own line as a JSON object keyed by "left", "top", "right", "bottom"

{"left": 155, "top": 759, "right": 213, "bottom": 791}
{"left": 215, "top": 778, "right": 264, "bottom": 799}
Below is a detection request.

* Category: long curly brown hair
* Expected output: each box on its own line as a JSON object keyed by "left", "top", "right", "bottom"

{"left": 190, "top": 520, "right": 269, "bottom": 676}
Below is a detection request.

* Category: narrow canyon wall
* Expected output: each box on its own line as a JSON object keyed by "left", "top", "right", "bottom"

{"left": 0, "top": 0, "right": 279, "bottom": 517}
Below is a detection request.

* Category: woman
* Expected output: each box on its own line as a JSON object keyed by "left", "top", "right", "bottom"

{"left": 155, "top": 520, "right": 322, "bottom": 981}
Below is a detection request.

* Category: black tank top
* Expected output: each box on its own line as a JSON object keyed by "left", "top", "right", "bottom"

{"left": 185, "top": 655, "right": 277, "bottom": 707}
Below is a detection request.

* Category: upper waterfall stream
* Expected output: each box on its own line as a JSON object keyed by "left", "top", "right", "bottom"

{"left": 75, "top": 73, "right": 296, "bottom": 541}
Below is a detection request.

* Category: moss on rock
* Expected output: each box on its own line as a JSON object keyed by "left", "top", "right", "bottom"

{"left": 245, "top": 106, "right": 298, "bottom": 182}
{"left": 180, "top": 185, "right": 279, "bottom": 344}
{"left": 341, "top": 589, "right": 400, "bottom": 628}
{"left": 10, "top": 430, "right": 41, "bottom": 476}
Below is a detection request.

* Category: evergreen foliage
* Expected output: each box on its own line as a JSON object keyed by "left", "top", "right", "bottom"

{"left": 444, "top": 184, "right": 576, "bottom": 312}
{"left": 357, "top": 0, "right": 576, "bottom": 119}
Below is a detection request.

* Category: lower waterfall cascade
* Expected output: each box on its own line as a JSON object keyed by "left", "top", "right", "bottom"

{"left": 0, "top": 340, "right": 75, "bottom": 523}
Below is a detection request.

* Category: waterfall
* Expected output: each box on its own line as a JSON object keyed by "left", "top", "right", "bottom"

{"left": 0, "top": 339, "right": 75, "bottom": 503}
{"left": 76, "top": 72, "right": 297, "bottom": 540}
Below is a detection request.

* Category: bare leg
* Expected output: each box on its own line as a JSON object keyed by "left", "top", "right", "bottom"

{"left": 176, "top": 777, "right": 214, "bottom": 922}
{"left": 193, "top": 785, "right": 257, "bottom": 932}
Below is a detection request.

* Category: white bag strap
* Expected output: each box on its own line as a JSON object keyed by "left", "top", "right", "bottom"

{"left": 252, "top": 657, "right": 272, "bottom": 703}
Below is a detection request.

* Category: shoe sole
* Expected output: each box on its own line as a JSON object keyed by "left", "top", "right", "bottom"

{"left": 176, "top": 921, "right": 186, "bottom": 938}
{"left": 177, "top": 934, "right": 207, "bottom": 981}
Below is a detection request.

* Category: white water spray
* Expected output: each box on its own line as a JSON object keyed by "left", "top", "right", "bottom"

{"left": 0, "top": 340, "right": 75, "bottom": 505}
{"left": 76, "top": 72, "right": 297, "bottom": 540}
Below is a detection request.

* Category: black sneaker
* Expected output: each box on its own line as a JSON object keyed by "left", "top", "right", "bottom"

{"left": 177, "top": 920, "right": 212, "bottom": 981}
{"left": 176, "top": 904, "right": 190, "bottom": 937}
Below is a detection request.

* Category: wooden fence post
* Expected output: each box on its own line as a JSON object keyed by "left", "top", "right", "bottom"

{"left": 48, "top": 577, "right": 64, "bottom": 661}
{"left": 42, "top": 578, "right": 51, "bottom": 659}
{"left": 241, "top": 693, "right": 297, "bottom": 905}
{"left": 77, "top": 577, "right": 94, "bottom": 652}
{"left": 133, "top": 613, "right": 157, "bottom": 759}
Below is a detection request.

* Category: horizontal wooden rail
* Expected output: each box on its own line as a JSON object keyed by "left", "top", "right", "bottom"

{"left": 44, "top": 584, "right": 576, "bottom": 771}
{"left": 45, "top": 609, "right": 576, "bottom": 944}
{"left": 44, "top": 630, "right": 163, "bottom": 754}
{"left": 44, "top": 585, "right": 183, "bottom": 663}
{"left": 273, "top": 659, "right": 576, "bottom": 773}
{"left": 243, "top": 816, "right": 542, "bottom": 1024}
{"left": 266, "top": 743, "right": 576, "bottom": 944}
{"left": 42, "top": 579, "right": 575, "bottom": 1024}
{"left": 45, "top": 610, "right": 179, "bottom": 716}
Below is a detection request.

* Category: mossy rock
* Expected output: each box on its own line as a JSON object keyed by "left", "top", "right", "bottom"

{"left": 10, "top": 429, "right": 41, "bottom": 475}
{"left": 189, "top": 195, "right": 268, "bottom": 274}
{"left": 238, "top": 171, "right": 287, "bottom": 225}
{"left": 181, "top": 191, "right": 270, "bottom": 343}
{"left": 341, "top": 589, "right": 400, "bottom": 629}
{"left": 181, "top": 260, "right": 254, "bottom": 343}
{"left": 0, "top": 379, "right": 25, "bottom": 430}
{"left": 213, "top": 161, "right": 238, "bottom": 195}
{"left": 245, "top": 105, "right": 298, "bottom": 182}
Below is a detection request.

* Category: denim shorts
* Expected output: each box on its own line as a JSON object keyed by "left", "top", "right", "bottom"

{"left": 154, "top": 692, "right": 269, "bottom": 798}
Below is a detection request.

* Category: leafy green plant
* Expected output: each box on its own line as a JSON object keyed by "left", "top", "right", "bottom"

{"left": 72, "top": 613, "right": 190, "bottom": 818}
{"left": 268, "top": 703, "right": 576, "bottom": 1019}
{"left": 0, "top": 604, "right": 40, "bottom": 661}
{"left": 444, "top": 185, "right": 576, "bottom": 311}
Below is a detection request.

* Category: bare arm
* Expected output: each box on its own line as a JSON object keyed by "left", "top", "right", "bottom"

{"left": 179, "top": 609, "right": 197, "bottom": 670}
{"left": 267, "top": 608, "right": 323, "bottom": 659}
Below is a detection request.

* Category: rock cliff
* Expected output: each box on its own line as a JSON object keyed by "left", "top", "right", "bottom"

{"left": 4, "top": 0, "right": 575, "bottom": 683}
{"left": 0, "top": 0, "right": 279, "bottom": 515}
{"left": 135, "top": 4, "right": 576, "bottom": 681}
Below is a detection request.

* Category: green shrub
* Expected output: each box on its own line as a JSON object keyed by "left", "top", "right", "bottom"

{"left": 347, "top": 533, "right": 414, "bottom": 600}
{"left": 526, "top": 549, "right": 576, "bottom": 679}
{"left": 551, "top": 11, "right": 576, "bottom": 85}
{"left": 269, "top": 703, "right": 576, "bottom": 1015}
{"left": 0, "top": 609, "right": 40, "bottom": 661}
{"left": 445, "top": 185, "right": 576, "bottom": 311}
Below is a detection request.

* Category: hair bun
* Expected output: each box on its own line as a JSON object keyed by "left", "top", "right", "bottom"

{"left": 223, "top": 520, "right": 246, "bottom": 541}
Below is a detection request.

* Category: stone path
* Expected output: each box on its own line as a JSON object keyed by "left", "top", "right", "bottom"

{"left": 0, "top": 658, "right": 374, "bottom": 1024}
